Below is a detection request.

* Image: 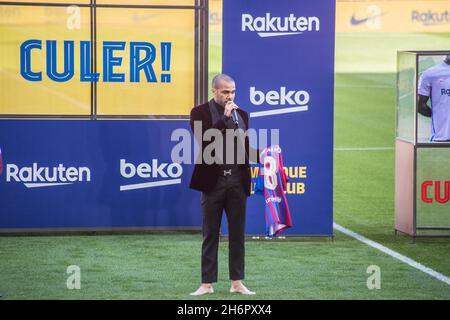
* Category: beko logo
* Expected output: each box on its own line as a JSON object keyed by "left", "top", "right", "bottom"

{"left": 5, "top": 163, "right": 91, "bottom": 188}
{"left": 249, "top": 86, "right": 310, "bottom": 118}
{"left": 242, "top": 13, "right": 320, "bottom": 37}
{"left": 119, "top": 159, "right": 182, "bottom": 191}
{"left": 250, "top": 86, "right": 310, "bottom": 106}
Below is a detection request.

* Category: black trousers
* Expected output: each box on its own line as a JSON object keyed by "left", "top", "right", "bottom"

{"left": 200, "top": 168, "right": 247, "bottom": 283}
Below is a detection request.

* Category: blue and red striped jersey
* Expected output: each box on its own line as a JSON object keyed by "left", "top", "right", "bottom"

{"left": 255, "top": 145, "right": 292, "bottom": 237}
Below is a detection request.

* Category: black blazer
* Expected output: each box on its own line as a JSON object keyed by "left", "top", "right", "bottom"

{"left": 189, "top": 102, "right": 255, "bottom": 196}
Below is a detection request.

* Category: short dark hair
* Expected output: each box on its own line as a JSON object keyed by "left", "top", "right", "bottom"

{"left": 212, "top": 74, "right": 235, "bottom": 89}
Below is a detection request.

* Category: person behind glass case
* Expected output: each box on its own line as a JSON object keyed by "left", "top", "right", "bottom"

{"left": 417, "top": 55, "right": 450, "bottom": 142}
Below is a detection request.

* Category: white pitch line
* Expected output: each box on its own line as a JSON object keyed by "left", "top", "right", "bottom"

{"left": 334, "top": 147, "right": 394, "bottom": 151}
{"left": 334, "top": 223, "right": 450, "bottom": 286}
{"left": 0, "top": 68, "right": 90, "bottom": 111}
{"left": 399, "top": 91, "right": 413, "bottom": 101}
{"left": 335, "top": 84, "right": 394, "bottom": 89}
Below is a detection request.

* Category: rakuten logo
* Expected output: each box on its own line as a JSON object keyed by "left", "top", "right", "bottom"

{"left": 119, "top": 159, "right": 182, "bottom": 191}
{"left": 249, "top": 86, "right": 310, "bottom": 118}
{"left": 242, "top": 13, "right": 320, "bottom": 38}
{"left": 441, "top": 88, "right": 450, "bottom": 96}
{"left": 5, "top": 163, "right": 91, "bottom": 188}
{"left": 411, "top": 10, "right": 450, "bottom": 26}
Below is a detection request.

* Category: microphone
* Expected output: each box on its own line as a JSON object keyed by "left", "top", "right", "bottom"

{"left": 231, "top": 109, "right": 239, "bottom": 127}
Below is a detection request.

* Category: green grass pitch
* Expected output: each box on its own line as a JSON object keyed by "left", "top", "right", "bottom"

{"left": 1, "top": 32, "right": 450, "bottom": 300}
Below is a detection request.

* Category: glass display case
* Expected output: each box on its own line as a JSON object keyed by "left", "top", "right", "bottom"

{"left": 395, "top": 51, "right": 450, "bottom": 238}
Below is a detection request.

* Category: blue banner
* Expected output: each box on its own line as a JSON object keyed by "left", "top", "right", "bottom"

{"left": 0, "top": 0, "right": 334, "bottom": 236}
{"left": 223, "top": 0, "right": 335, "bottom": 235}
{"left": 0, "top": 120, "right": 201, "bottom": 230}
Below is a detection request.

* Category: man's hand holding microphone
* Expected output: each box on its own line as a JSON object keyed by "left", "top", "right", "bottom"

{"left": 224, "top": 100, "right": 239, "bottom": 126}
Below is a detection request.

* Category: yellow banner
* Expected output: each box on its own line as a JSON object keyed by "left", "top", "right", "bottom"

{"left": 0, "top": 0, "right": 89, "bottom": 3}
{"left": 0, "top": 5, "right": 195, "bottom": 116}
{"left": 96, "top": 0, "right": 195, "bottom": 5}
{"left": 0, "top": 6, "right": 91, "bottom": 115}
{"left": 336, "top": 0, "right": 450, "bottom": 32}
{"left": 96, "top": 8, "right": 194, "bottom": 116}
{"left": 0, "top": 0, "right": 193, "bottom": 4}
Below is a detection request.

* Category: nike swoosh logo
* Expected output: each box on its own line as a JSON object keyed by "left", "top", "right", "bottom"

{"left": 350, "top": 13, "right": 384, "bottom": 25}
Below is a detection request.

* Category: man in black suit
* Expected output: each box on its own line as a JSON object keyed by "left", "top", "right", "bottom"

{"left": 189, "top": 74, "right": 256, "bottom": 295}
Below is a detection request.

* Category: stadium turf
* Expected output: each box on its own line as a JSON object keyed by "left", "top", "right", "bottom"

{"left": 0, "top": 232, "right": 449, "bottom": 300}
{"left": 1, "top": 32, "right": 450, "bottom": 299}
